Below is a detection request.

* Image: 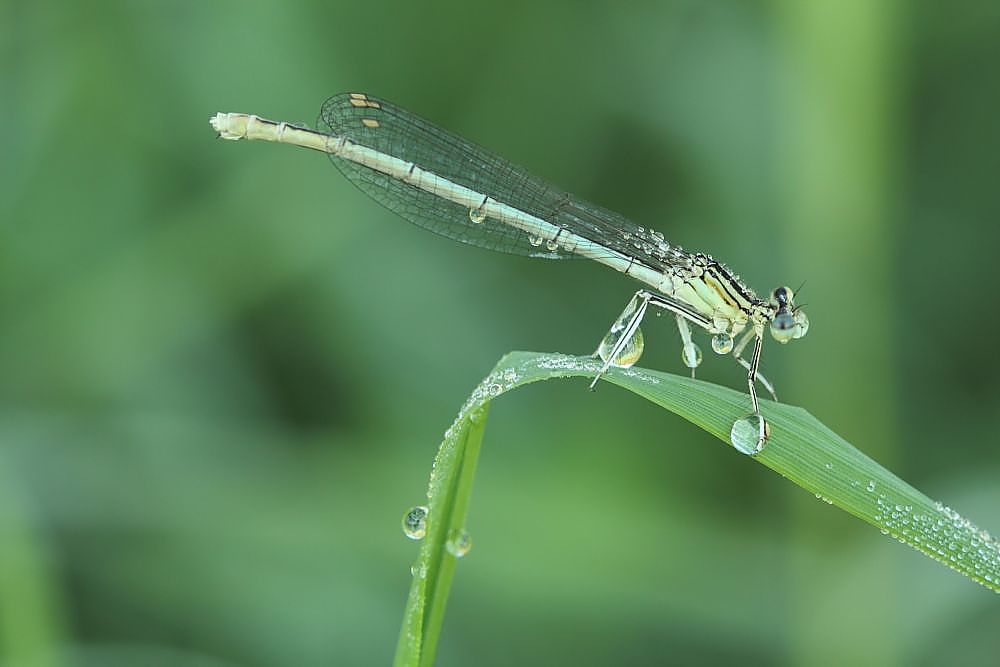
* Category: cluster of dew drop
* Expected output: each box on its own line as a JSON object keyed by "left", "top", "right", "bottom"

{"left": 446, "top": 366, "right": 522, "bottom": 436}
{"left": 534, "top": 353, "right": 600, "bottom": 373}
{"left": 863, "top": 481, "right": 1000, "bottom": 591}
{"left": 428, "top": 360, "right": 558, "bottom": 510}
{"left": 619, "top": 366, "right": 662, "bottom": 385}
{"left": 622, "top": 228, "right": 689, "bottom": 268}
{"left": 533, "top": 352, "right": 662, "bottom": 386}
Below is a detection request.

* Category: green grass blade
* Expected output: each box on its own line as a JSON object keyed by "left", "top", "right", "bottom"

{"left": 393, "top": 400, "right": 489, "bottom": 667}
{"left": 394, "top": 351, "right": 1000, "bottom": 665}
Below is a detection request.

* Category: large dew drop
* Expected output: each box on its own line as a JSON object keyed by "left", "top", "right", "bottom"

{"left": 596, "top": 295, "right": 647, "bottom": 369}
{"left": 402, "top": 505, "right": 429, "bottom": 540}
{"left": 597, "top": 327, "right": 645, "bottom": 369}
{"left": 681, "top": 341, "right": 703, "bottom": 369}
{"left": 711, "top": 333, "right": 734, "bottom": 354}
{"left": 730, "top": 414, "right": 768, "bottom": 455}
{"left": 446, "top": 529, "right": 473, "bottom": 558}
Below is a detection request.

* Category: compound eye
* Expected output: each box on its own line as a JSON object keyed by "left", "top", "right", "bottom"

{"left": 770, "top": 311, "right": 797, "bottom": 344}
{"left": 769, "top": 286, "right": 793, "bottom": 308}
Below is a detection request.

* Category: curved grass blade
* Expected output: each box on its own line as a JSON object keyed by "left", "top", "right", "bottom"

{"left": 394, "top": 351, "right": 1000, "bottom": 666}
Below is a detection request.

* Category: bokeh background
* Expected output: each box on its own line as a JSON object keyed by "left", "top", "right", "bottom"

{"left": 4, "top": 1, "right": 1000, "bottom": 665}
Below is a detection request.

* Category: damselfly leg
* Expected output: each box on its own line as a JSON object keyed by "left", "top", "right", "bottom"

{"left": 732, "top": 327, "right": 777, "bottom": 411}
{"left": 675, "top": 315, "right": 702, "bottom": 378}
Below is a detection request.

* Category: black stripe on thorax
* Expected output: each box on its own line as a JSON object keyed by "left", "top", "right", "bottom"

{"left": 707, "top": 261, "right": 757, "bottom": 307}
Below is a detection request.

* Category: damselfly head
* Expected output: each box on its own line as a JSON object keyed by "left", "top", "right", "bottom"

{"left": 768, "top": 286, "right": 809, "bottom": 344}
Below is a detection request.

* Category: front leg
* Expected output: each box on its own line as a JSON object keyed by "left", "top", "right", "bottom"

{"left": 674, "top": 315, "right": 702, "bottom": 378}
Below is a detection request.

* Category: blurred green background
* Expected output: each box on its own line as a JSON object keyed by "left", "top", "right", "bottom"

{"left": 3, "top": 1, "right": 999, "bottom": 665}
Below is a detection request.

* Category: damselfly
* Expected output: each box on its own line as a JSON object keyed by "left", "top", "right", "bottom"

{"left": 210, "top": 92, "right": 808, "bottom": 452}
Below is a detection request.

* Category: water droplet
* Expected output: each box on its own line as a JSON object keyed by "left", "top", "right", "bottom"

{"left": 446, "top": 529, "right": 472, "bottom": 558}
{"left": 650, "top": 230, "right": 664, "bottom": 242}
{"left": 487, "top": 383, "right": 503, "bottom": 397}
{"left": 597, "top": 327, "right": 644, "bottom": 369}
{"left": 596, "top": 296, "right": 646, "bottom": 368}
{"left": 402, "top": 505, "right": 429, "bottom": 540}
{"left": 711, "top": 333, "right": 734, "bottom": 354}
{"left": 410, "top": 562, "right": 427, "bottom": 578}
{"left": 730, "top": 414, "right": 768, "bottom": 455}
{"left": 545, "top": 239, "right": 559, "bottom": 251}
{"left": 469, "top": 206, "right": 486, "bottom": 224}
{"left": 681, "top": 342, "right": 702, "bottom": 369}
{"left": 866, "top": 481, "right": 876, "bottom": 493}
{"left": 794, "top": 310, "right": 810, "bottom": 337}
{"left": 467, "top": 406, "right": 486, "bottom": 424}
{"left": 528, "top": 235, "right": 543, "bottom": 247}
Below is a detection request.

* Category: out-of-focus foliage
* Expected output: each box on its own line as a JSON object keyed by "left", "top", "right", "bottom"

{"left": 2, "top": 1, "right": 999, "bottom": 665}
